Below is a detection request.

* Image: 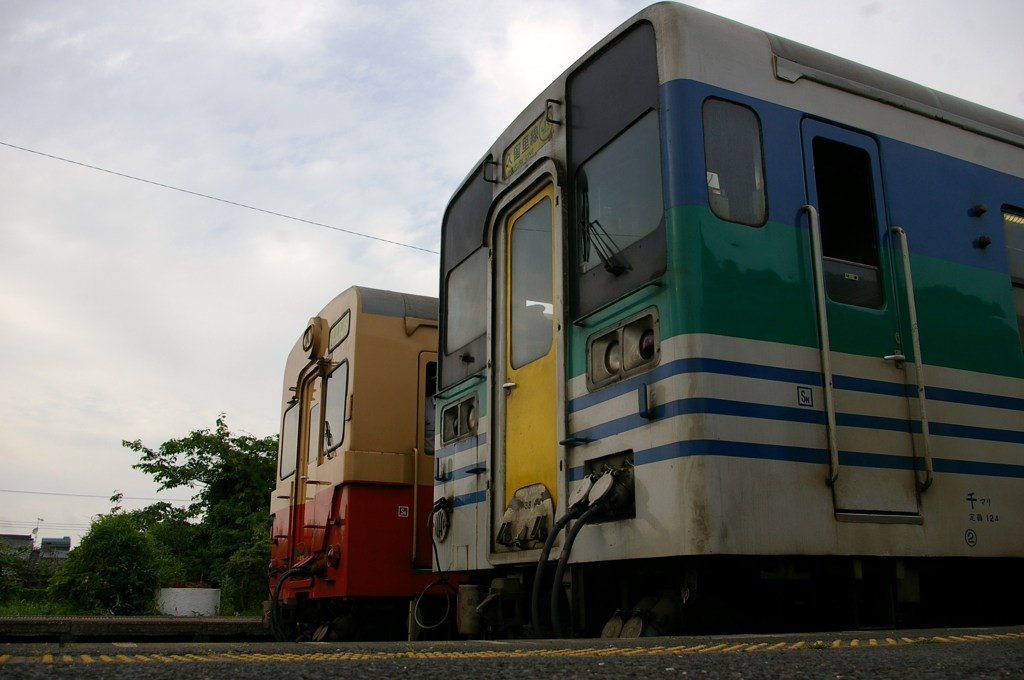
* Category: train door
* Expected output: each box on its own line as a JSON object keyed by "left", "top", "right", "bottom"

{"left": 502, "top": 184, "right": 559, "bottom": 512}
{"left": 288, "top": 370, "right": 322, "bottom": 562}
{"left": 299, "top": 372, "right": 321, "bottom": 557}
{"left": 801, "top": 120, "right": 921, "bottom": 518}
{"left": 307, "top": 360, "right": 350, "bottom": 550}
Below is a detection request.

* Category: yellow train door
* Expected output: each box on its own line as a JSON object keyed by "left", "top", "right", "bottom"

{"left": 503, "top": 185, "right": 558, "bottom": 508}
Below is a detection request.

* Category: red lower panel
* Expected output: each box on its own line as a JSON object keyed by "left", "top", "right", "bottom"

{"left": 275, "top": 482, "right": 437, "bottom": 600}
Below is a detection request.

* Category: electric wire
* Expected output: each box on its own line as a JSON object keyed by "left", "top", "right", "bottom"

{"left": 0, "top": 488, "right": 188, "bottom": 502}
{"left": 0, "top": 140, "right": 440, "bottom": 255}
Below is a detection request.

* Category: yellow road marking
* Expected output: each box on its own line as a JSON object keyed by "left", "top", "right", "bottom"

{"left": 4, "top": 630, "right": 1023, "bottom": 664}
{"left": 698, "top": 643, "right": 727, "bottom": 653}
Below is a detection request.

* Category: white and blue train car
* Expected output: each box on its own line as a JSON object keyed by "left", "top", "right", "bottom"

{"left": 433, "top": 2, "right": 1024, "bottom": 636}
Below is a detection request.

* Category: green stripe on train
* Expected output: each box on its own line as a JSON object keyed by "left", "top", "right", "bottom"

{"left": 567, "top": 205, "right": 1023, "bottom": 380}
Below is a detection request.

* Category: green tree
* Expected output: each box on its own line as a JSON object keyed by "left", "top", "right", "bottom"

{"left": 48, "top": 513, "right": 169, "bottom": 614}
{"left": 114, "top": 499, "right": 204, "bottom": 586}
{"left": 0, "top": 545, "right": 26, "bottom": 603}
{"left": 221, "top": 536, "right": 272, "bottom": 615}
{"left": 122, "top": 415, "right": 277, "bottom": 586}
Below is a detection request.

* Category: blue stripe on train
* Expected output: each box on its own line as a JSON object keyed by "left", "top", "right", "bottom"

{"left": 565, "top": 439, "right": 1024, "bottom": 482}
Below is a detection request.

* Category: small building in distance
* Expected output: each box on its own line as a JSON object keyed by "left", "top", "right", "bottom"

{"left": 39, "top": 536, "right": 71, "bottom": 561}
{"left": 0, "top": 534, "right": 72, "bottom": 588}
{"left": 0, "top": 533, "right": 33, "bottom": 554}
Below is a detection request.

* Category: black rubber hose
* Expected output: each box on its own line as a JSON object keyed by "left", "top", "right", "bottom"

{"left": 529, "top": 505, "right": 586, "bottom": 638}
{"left": 550, "top": 502, "right": 605, "bottom": 638}
{"left": 269, "top": 566, "right": 310, "bottom": 641}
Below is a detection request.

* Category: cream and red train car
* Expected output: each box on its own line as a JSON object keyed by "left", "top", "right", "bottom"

{"left": 268, "top": 286, "right": 444, "bottom": 640}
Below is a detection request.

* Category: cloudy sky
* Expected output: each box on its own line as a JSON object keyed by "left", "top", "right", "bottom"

{"left": 2, "top": 1, "right": 1022, "bottom": 547}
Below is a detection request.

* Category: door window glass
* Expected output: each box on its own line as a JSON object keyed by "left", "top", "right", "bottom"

{"left": 510, "top": 195, "right": 553, "bottom": 368}
{"left": 811, "top": 137, "right": 883, "bottom": 308}
{"left": 306, "top": 378, "right": 322, "bottom": 466}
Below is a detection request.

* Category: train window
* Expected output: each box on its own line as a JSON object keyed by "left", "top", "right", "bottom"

{"left": 576, "top": 112, "right": 663, "bottom": 277}
{"left": 510, "top": 195, "right": 553, "bottom": 368}
{"left": 811, "top": 137, "right": 883, "bottom": 308}
{"left": 279, "top": 402, "right": 298, "bottom": 479}
{"left": 329, "top": 311, "right": 350, "bottom": 352}
{"left": 440, "top": 163, "right": 491, "bottom": 389}
{"left": 424, "top": 360, "right": 437, "bottom": 455}
{"left": 703, "top": 99, "right": 766, "bottom": 226}
{"left": 323, "top": 361, "right": 349, "bottom": 455}
{"left": 573, "top": 111, "right": 665, "bottom": 316}
{"left": 568, "top": 21, "right": 665, "bottom": 318}
{"left": 444, "top": 248, "right": 487, "bottom": 355}
{"left": 1003, "top": 208, "right": 1024, "bottom": 350}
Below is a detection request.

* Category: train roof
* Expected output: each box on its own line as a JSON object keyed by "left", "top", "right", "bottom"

{"left": 645, "top": 2, "right": 1024, "bottom": 146}
{"left": 450, "top": 1, "right": 1024, "bottom": 206}
{"left": 353, "top": 286, "right": 437, "bottom": 322}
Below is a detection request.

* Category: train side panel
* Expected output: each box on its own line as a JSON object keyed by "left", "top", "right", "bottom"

{"left": 436, "top": 2, "right": 1024, "bottom": 635}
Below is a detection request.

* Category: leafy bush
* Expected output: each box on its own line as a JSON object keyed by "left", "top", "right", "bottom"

{"left": 0, "top": 548, "right": 25, "bottom": 603}
{"left": 221, "top": 539, "right": 270, "bottom": 615}
{"left": 48, "top": 514, "right": 170, "bottom": 615}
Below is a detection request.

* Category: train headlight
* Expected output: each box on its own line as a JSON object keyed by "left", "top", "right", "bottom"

{"left": 302, "top": 316, "right": 329, "bottom": 359}
{"left": 604, "top": 340, "right": 622, "bottom": 374}
{"left": 441, "top": 396, "right": 478, "bottom": 444}
{"left": 638, "top": 329, "right": 656, "bottom": 361}
{"left": 461, "top": 399, "right": 478, "bottom": 432}
{"left": 442, "top": 407, "right": 459, "bottom": 442}
{"left": 587, "top": 309, "right": 660, "bottom": 389}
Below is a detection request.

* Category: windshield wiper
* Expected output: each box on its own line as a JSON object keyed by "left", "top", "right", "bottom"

{"left": 577, "top": 171, "right": 629, "bottom": 276}
{"left": 583, "top": 219, "right": 628, "bottom": 276}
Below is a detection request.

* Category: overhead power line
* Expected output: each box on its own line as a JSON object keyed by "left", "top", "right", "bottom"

{"left": 0, "top": 140, "right": 440, "bottom": 255}
{"left": 1, "top": 519, "right": 92, "bottom": 530}
{"left": 0, "top": 488, "right": 189, "bottom": 503}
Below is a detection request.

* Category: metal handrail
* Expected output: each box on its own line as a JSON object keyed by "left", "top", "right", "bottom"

{"left": 803, "top": 204, "right": 840, "bottom": 485}
{"left": 890, "top": 226, "right": 934, "bottom": 490}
